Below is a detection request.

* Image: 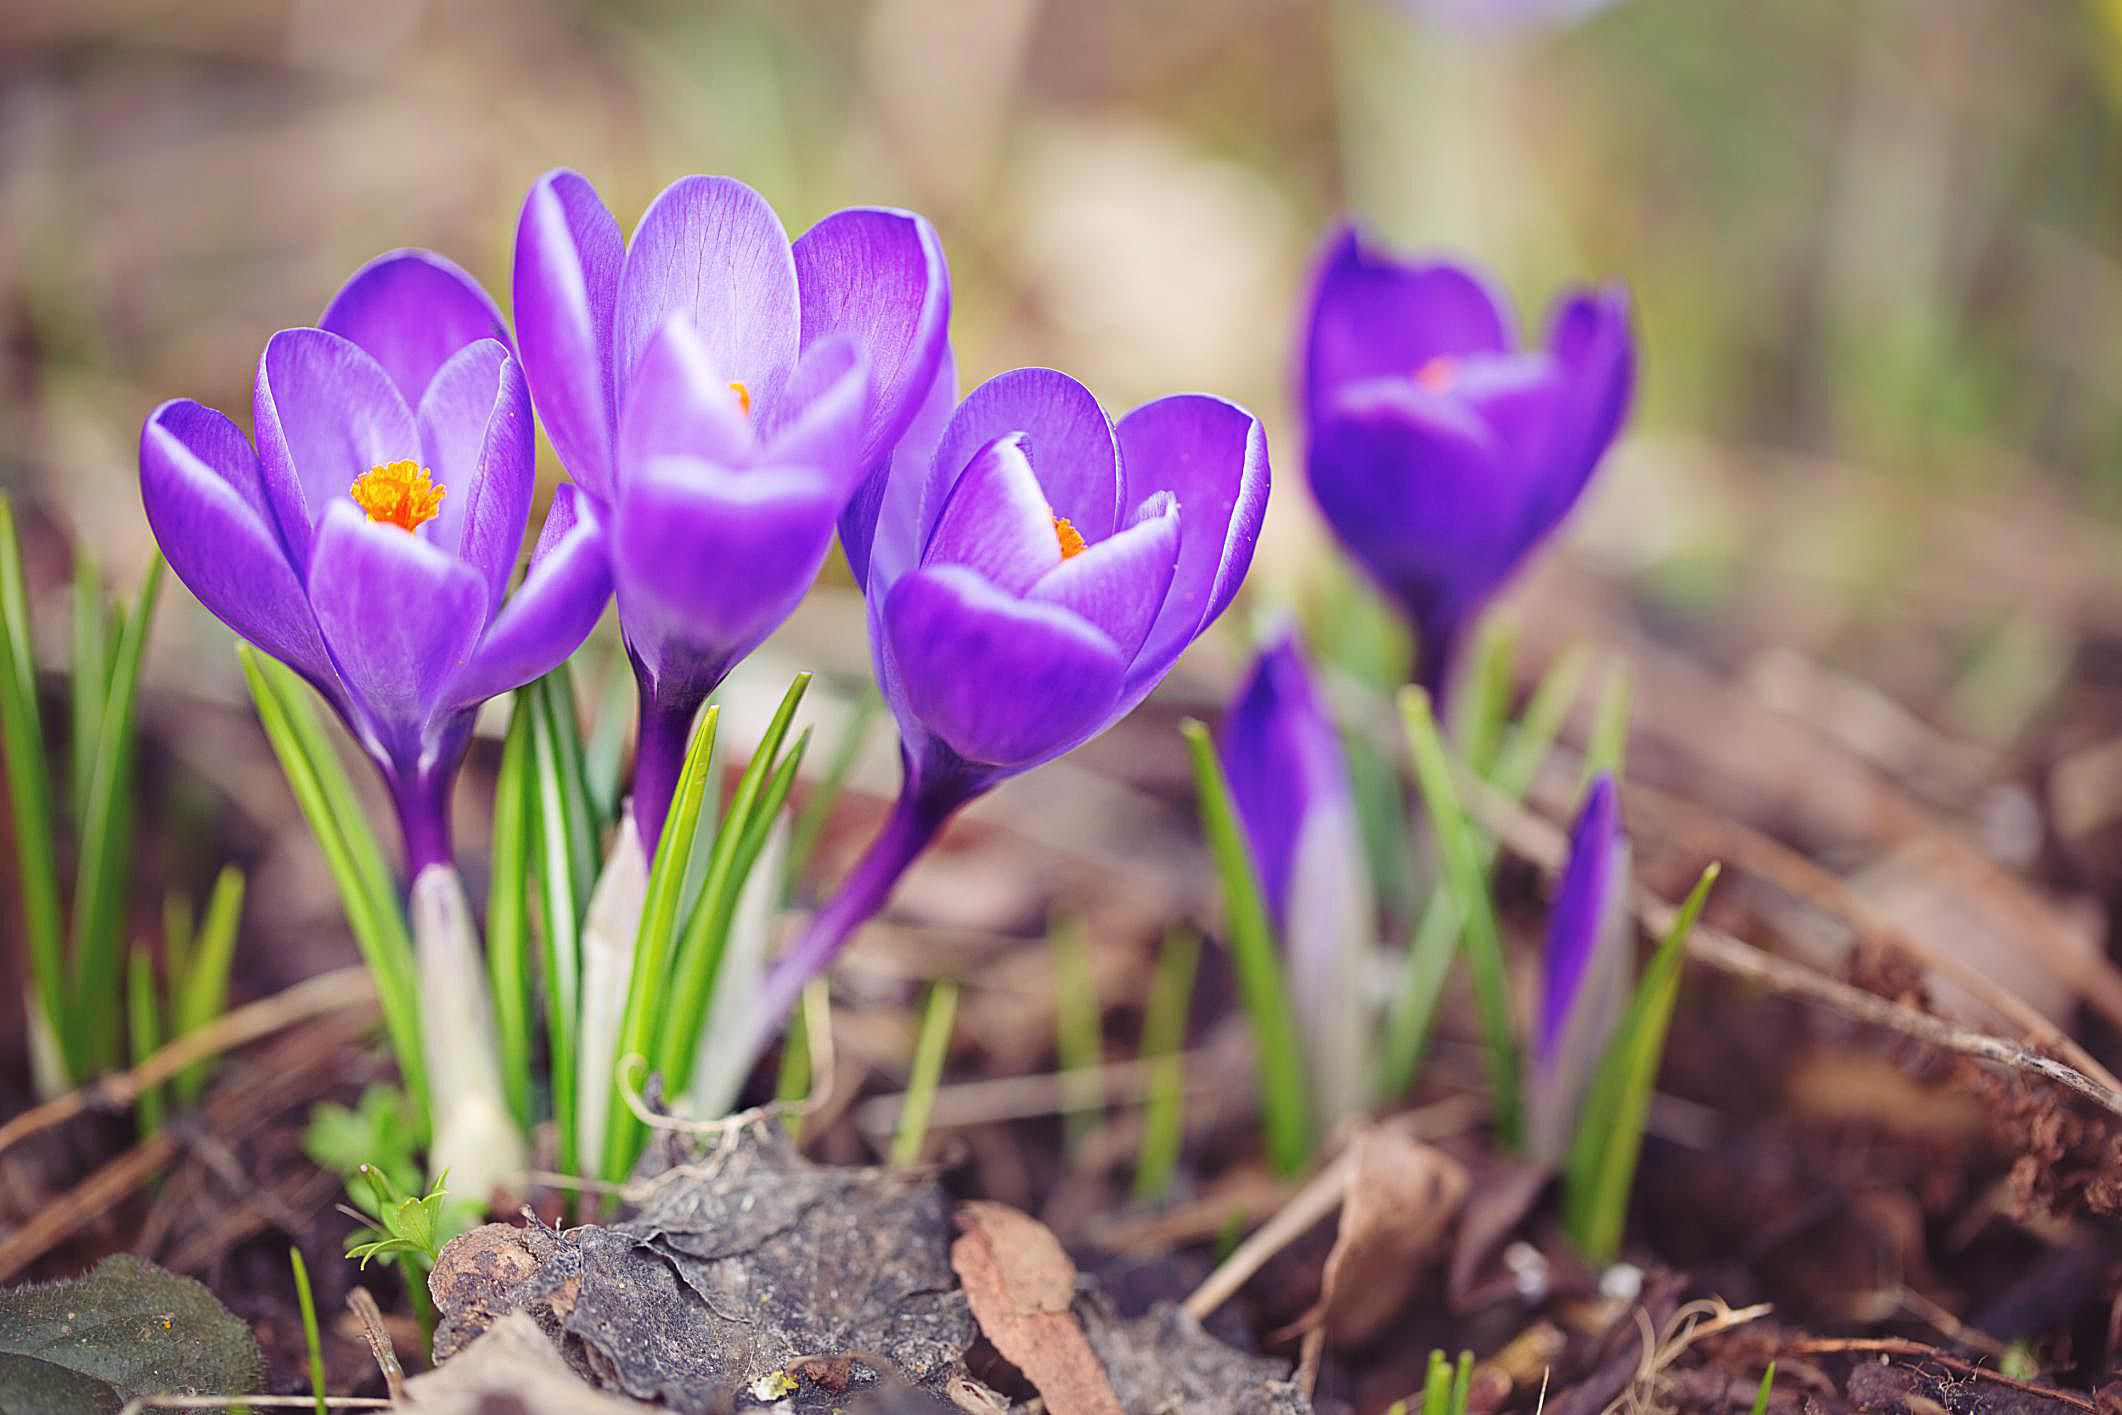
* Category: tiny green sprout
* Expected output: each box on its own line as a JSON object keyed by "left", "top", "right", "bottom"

{"left": 344, "top": 1165, "right": 451, "bottom": 1270}
{"left": 1749, "top": 1360, "right": 1776, "bottom": 1415}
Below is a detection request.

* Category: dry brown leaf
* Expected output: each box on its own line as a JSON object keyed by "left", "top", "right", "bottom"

{"left": 1313, "top": 1128, "right": 1469, "bottom": 1345}
{"left": 950, "top": 1201, "right": 1123, "bottom": 1415}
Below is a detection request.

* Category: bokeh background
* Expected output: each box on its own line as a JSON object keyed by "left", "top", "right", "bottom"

{"left": 9, "top": 0, "right": 2122, "bottom": 955}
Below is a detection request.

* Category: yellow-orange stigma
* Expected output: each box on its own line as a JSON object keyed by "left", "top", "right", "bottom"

{"left": 729, "top": 380, "right": 752, "bottom": 416}
{"left": 350, "top": 460, "right": 445, "bottom": 532}
{"left": 1415, "top": 356, "right": 1458, "bottom": 392}
{"left": 1052, "top": 514, "right": 1087, "bottom": 560}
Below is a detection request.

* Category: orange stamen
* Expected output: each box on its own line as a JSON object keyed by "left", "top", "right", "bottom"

{"left": 1415, "top": 356, "right": 1457, "bottom": 392}
{"left": 349, "top": 460, "right": 446, "bottom": 532}
{"left": 1052, "top": 514, "right": 1087, "bottom": 560}
{"left": 729, "top": 380, "right": 752, "bottom": 416}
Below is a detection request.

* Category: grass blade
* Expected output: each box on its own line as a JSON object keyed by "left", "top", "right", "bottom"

{"left": 1453, "top": 612, "right": 1516, "bottom": 777}
{"left": 69, "top": 551, "right": 110, "bottom": 823}
{"left": 548, "top": 664, "right": 608, "bottom": 871}
{"left": 1400, "top": 687, "right": 1522, "bottom": 1149}
{"left": 126, "top": 945, "right": 164, "bottom": 1137}
{"left": 240, "top": 645, "right": 429, "bottom": 1131}
{"left": 290, "top": 1247, "right": 327, "bottom": 1415}
{"left": 1563, "top": 862, "right": 1720, "bottom": 1263}
{"left": 487, "top": 698, "right": 536, "bottom": 1130}
{"left": 1749, "top": 1362, "right": 1776, "bottom": 1415}
{"left": 655, "top": 675, "right": 812, "bottom": 1095}
{"left": 785, "top": 687, "right": 877, "bottom": 896}
{"left": 0, "top": 496, "right": 68, "bottom": 1085}
{"left": 526, "top": 674, "right": 592, "bottom": 1174}
{"left": 1581, "top": 661, "right": 1634, "bottom": 789}
{"left": 1183, "top": 718, "right": 1314, "bottom": 1176}
{"left": 1420, "top": 1350, "right": 1452, "bottom": 1413}
{"left": 891, "top": 979, "right": 959, "bottom": 1167}
{"left": 1051, "top": 913, "right": 1105, "bottom": 1148}
{"left": 69, "top": 555, "right": 162, "bottom": 1073}
{"left": 172, "top": 866, "right": 245, "bottom": 1105}
{"left": 1133, "top": 925, "right": 1201, "bottom": 1203}
{"left": 601, "top": 703, "right": 720, "bottom": 1182}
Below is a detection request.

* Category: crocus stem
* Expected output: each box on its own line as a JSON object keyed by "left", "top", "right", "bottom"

{"left": 630, "top": 684, "right": 701, "bottom": 855}
{"left": 390, "top": 767, "right": 456, "bottom": 877}
{"left": 748, "top": 779, "right": 964, "bottom": 1058}
{"left": 1415, "top": 614, "right": 1463, "bottom": 717}
{"left": 408, "top": 864, "right": 527, "bottom": 1207}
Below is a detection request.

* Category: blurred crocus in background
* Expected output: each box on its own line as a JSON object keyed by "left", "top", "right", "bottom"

{"left": 751, "top": 366, "right": 1270, "bottom": 1040}
{"left": 1527, "top": 771, "right": 1631, "bottom": 1164}
{"left": 1302, "top": 226, "right": 1632, "bottom": 703}
{"left": 139, "top": 251, "right": 612, "bottom": 874}
{"left": 1217, "top": 631, "right": 1374, "bottom": 1128}
{"left": 512, "top": 169, "right": 950, "bottom": 849}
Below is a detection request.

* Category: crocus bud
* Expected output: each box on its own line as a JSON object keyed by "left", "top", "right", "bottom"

{"left": 1527, "top": 772, "right": 1631, "bottom": 1164}
{"left": 1218, "top": 632, "right": 1374, "bottom": 1127}
{"left": 512, "top": 170, "right": 950, "bottom": 848}
{"left": 1302, "top": 226, "right": 1632, "bottom": 702}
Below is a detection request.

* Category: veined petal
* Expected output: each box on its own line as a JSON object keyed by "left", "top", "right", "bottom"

{"left": 841, "top": 346, "right": 955, "bottom": 595}
{"left": 882, "top": 564, "right": 1125, "bottom": 770}
{"left": 614, "top": 175, "right": 799, "bottom": 410}
{"left": 309, "top": 502, "right": 487, "bottom": 763}
{"left": 1027, "top": 492, "right": 1179, "bottom": 664}
{"left": 417, "top": 340, "right": 535, "bottom": 619}
{"left": 320, "top": 248, "right": 509, "bottom": 406}
{"left": 758, "top": 334, "right": 871, "bottom": 493}
{"left": 792, "top": 207, "right": 951, "bottom": 471}
{"left": 139, "top": 400, "right": 331, "bottom": 682}
{"left": 931, "top": 368, "right": 1120, "bottom": 543}
{"left": 921, "top": 434, "right": 1064, "bottom": 595}
{"left": 253, "top": 327, "right": 419, "bottom": 566}
{"left": 613, "top": 456, "right": 840, "bottom": 698}
{"left": 1304, "top": 226, "right": 1513, "bottom": 418}
{"left": 1115, "top": 394, "right": 1270, "bottom": 691}
{"left": 514, "top": 169, "right": 624, "bottom": 502}
{"left": 617, "top": 316, "right": 755, "bottom": 483}
{"left": 446, "top": 487, "right": 612, "bottom": 709}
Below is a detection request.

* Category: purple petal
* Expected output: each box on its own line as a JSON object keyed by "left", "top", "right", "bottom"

{"left": 1114, "top": 394, "right": 1271, "bottom": 695}
{"left": 446, "top": 487, "right": 612, "bottom": 709}
{"left": 1216, "top": 632, "right": 1350, "bottom": 928}
{"left": 1531, "top": 284, "right": 1634, "bottom": 536}
{"left": 1306, "top": 382, "right": 1527, "bottom": 624}
{"left": 138, "top": 400, "right": 332, "bottom": 682}
{"left": 252, "top": 327, "right": 419, "bottom": 566}
{"left": 757, "top": 334, "right": 871, "bottom": 494}
{"left": 1303, "top": 226, "right": 1513, "bottom": 419}
{"left": 922, "top": 434, "right": 1066, "bottom": 595}
{"left": 614, "top": 175, "right": 799, "bottom": 411}
{"left": 882, "top": 564, "right": 1126, "bottom": 769}
{"left": 1528, "top": 772, "right": 1632, "bottom": 1163}
{"left": 931, "top": 368, "right": 1120, "bottom": 543}
{"left": 616, "top": 316, "right": 755, "bottom": 484}
{"left": 514, "top": 169, "right": 624, "bottom": 502}
{"left": 417, "top": 340, "right": 535, "bottom": 619}
{"left": 613, "top": 456, "right": 841, "bottom": 699}
{"left": 1027, "top": 492, "right": 1179, "bottom": 663}
{"left": 308, "top": 502, "right": 488, "bottom": 763}
{"left": 842, "top": 345, "right": 956, "bottom": 594}
{"left": 792, "top": 207, "right": 951, "bottom": 471}
{"left": 320, "top": 248, "right": 509, "bottom": 407}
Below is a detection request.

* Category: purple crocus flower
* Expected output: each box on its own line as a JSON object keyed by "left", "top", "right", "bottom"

{"left": 1217, "top": 631, "right": 1373, "bottom": 1125}
{"left": 512, "top": 169, "right": 950, "bottom": 848}
{"left": 139, "top": 250, "right": 613, "bottom": 873}
{"left": 1527, "top": 772, "right": 1631, "bottom": 1163}
{"left": 1302, "top": 225, "right": 1632, "bottom": 703}
{"left": 753, "top": 365, "right": 1270, "bottom": 1033}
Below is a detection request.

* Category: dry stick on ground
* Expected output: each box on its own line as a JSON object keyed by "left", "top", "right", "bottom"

{"left": 853, "top": 1047, "right": 1222, "bottom": 1135}
{"left": 0, "top": 1008, "right": 377, "bottom": 1282}
{"left": 1786, "top": 1337, "right": 2096, "bottom": 1411}
{"left": 0, "top": 964, "right": 377, "bottom": 1159}
{"left": 1614, "top": 778, "right": 2122, "bottom": 1093}
{"left": 1460, "top": 774, "right": 2122, "bottom": 1124}
{"left": 1179, "top": 1097, "right": 1485, "bottom": 1322}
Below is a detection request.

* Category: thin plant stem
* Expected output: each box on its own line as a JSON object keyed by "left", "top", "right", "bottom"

{"left": 289, "top": 1247, "right": 327, "bottom": 1415}
{"left": 891, "top": 979, "right": 959, "bottom": 1168}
